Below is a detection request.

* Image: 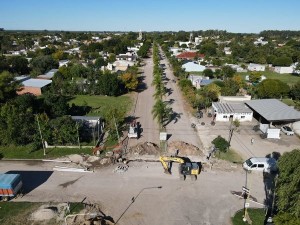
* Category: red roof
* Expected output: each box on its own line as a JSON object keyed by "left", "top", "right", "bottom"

{"left": 176, "top": 52, "right": 205, "bottom": 59}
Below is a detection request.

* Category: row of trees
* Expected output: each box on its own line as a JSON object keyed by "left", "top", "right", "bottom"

{"left": 151, "top": 43, "right": 172, "bottom": 127}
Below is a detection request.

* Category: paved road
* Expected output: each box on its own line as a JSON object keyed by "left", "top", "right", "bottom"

{"left": 1, "top": 161, "right": 266, "bottom": 225}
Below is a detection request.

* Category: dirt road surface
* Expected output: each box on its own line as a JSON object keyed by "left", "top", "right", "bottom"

{"left": 160, "top": 50, "right": 202, "bottom": 148}
{"left": 128, "top": 55, "right": 160, "bottom": 146}
{"left": 1, "top": 161, "right": 267, "bottom": 225}
{"left": 128, "top": 48, "right": 202, "bottom": 150}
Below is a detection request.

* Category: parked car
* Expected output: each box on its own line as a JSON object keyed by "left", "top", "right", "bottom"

{"left": 243, "top": 157, "right": 278, "bottom": 173}
{"left": 281, "top": 126, "right": 294, "bottom": 136}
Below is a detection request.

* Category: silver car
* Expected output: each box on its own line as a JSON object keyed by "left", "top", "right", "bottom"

{"left": 281, "top": 126, "right": 294, "bottom": 136}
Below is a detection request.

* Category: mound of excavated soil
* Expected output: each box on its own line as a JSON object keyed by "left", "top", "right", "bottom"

{"left": 128, "top": 142, "right": 160, "bottom": 155}
{"left": 167, "top": 141, "right": 205, "bottom": 156}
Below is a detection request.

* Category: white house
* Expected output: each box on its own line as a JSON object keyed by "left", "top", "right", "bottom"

{"left": 254, "top": 37, "right": 268, "bottom": 46}
{"left": 224, "top": 47, "right": 232, "bottom": 55}
{"left": 59, "top": 60, "right": 70, "bottom": 67}
{"left": 212, "top": 102, "right": 253, "bottom": 122}
{"left": 274, "top": 66, "right": 294, "bottom": 74}
{"left": 247, "top": 63, "right": 265, "bottom": 71}
{"left": 182, "top": 62, "right": 206, "bottom": 72}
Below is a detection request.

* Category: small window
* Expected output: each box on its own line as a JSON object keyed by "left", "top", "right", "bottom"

{"left": 241, "top": 116, "right": 245, "bottom": 119}
{"left": 223, "top": 115, "right": 227, "bottom": 118}
{"left": 251, "top": 164, "right": 257, "bottom": 168}
{"left": 258, "top": 164, "right": 264, "bottom": 168}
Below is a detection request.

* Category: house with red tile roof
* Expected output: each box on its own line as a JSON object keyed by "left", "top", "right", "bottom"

{"left": 176, "top": 52, "right": 205, "bottom": 60}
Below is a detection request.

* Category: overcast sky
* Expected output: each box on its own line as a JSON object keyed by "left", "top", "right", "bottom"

{"left": 2, "top": 0, "right": 300, "bottom": 33}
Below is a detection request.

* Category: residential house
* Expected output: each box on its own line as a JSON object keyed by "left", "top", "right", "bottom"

{"left": 116, "top": 52, "right": 137, "bottom": 62}
{"left": 212, "top": 102, "right": 253, "bottom": 122}
{"left": 226, "top": 64, "right": 247, "bottom": 72}
{"left": 274, "top": 66, "right": 294, "bottom": 74}
{"left": 188, "top": 75, "right": 212, "bottom": 89}
{"left": 182, "top": 62, "right": 206, "bottom": 72}
{"left": 59, "top": 60, "right": 70, "bottom": 67}
{"left": 113, "top": 60, "right": 135, "bottom": 72}
{"left": 17, "top": 78, "right": 52, "bottom": 96}
{"left": 224, "top": 47, "right": 232, "bottom": 55}
{"left": 37, "top": 69, "right": 58, "bottom": 80}
{"left": 247, "top": 63, "right": 265, "bottom": 71}
{"left": 254, "top": 37, "right": 268, "bottom": 46}
{"left": 176, "top": 52, "right": 204, "bottom": 61}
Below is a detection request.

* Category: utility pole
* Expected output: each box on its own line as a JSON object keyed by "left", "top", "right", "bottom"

{"left": 76, "top": 122, "right": 80, "bottom": 148}
{"left": 113, "top": 114, "right": 120, "bottom": 143}
{"left": 36, "top": 114, "right": 46, "bottom": 156}
{"left": 228, "top": 118, "right": 234, "bottom": 147}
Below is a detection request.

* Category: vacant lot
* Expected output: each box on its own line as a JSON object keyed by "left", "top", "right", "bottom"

{"left": 69, "top": 94, "right": 133, "bottom": 116}
{"left": 237, "top": 71, "right": 300, "bottom": 85}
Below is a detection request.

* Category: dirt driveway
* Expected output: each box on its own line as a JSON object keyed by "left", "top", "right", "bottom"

{"left": 1, "top": 160, "right": 266, "bottom": 225}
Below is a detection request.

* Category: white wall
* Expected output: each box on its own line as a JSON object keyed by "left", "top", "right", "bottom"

{"left": 215, "top": 113, "right": 252, "bottom": 122}
{"left": 274, "top": 66, "right": 293, "bottom": 74}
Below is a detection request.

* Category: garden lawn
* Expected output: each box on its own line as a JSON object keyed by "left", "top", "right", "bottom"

{"left": 215, "top": 149, "right": 244, "bottom": 164}
{"left": 0, "top": 146, "right": 92, "bottom": 159}
{"left": 237, "top": 71, "right": 300, "bottom": 85}
{"left": 231, "top": 208, "right": 265, "bottom": 225}
{"left": 69, "top": 94, "right": 133, "bottom": 116}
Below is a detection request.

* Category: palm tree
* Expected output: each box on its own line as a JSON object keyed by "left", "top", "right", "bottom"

{"left": 152, "top": 99, "right": 172, "bottom": 127}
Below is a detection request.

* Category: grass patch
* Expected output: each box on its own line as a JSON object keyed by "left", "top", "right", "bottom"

{"left": 0, "top": 202, "right": 42, "bottom": 225}
{"left": 231, "top": 208, "right": 265, "bottom": 225}
{"left": 0, "top": 146, "right": 92, "bottom": 159}
{"left": 0, "top": 202, "right": 85, "bottom": 225}
{"left": 281, "top": 98, "right": 296, "bottom": 106}
{"left": 215, "top": 148, "right": 243, "bottom": 163}
{"left": 237, "top": 70, "right": 300, "bottom": 85}
{"left": 69, "top": 94, "right": 133, "bottom": 116}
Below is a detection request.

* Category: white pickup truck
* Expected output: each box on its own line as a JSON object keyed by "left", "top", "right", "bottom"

{"left": 128, "top": 121, "right": 139, "bottom": 138}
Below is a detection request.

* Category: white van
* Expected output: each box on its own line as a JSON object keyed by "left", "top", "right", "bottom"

{"left": 243, "top": 157, "right": 278, "bottom": 173}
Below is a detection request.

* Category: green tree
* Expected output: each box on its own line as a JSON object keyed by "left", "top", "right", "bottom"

{"left": 273, "top": 56, "right": 293, "bottom": 66}
{"left": 274, "top": 149, "right": 300, "bottom": 224}
{"left": 31, "top": 55, "right": 58, "bottom": 75}
{"left": 221, "top": 78, "right": 240, "bottom": 96}
{"left": 211, "top": 135, "right": 230, "bottom": 152}
{"left": 249, "top": 72, "right": 262, "bottom": 83}
{"left": 203, "top": 68, "right": 214, "bottom": 78}
{"left": 152, "top": 99, "right": 171, "bottom": 127}
{"left": 43, "top": 93, "right": 70, "bottom": 118}
{"left": 0, "top": 71, "right": 19, "bottom": 103}
{"left": 49, "top": 116, "right": 78, "bottom": 145}
{"left": 221, "top": 65, "right": 236, "bottom": 79}
{"left": 257, "top": 79, "right": 290, "bottom": 98}
{"left": 9, "top": 56, "right": 30, "bottom": 74}
{"left": 120, "top": 72, "right": 138, "bottom": 91}
{"left": 94, "top": 57, "right": 107, "bottom": 69}
{"left": 290, "top": 81, "right": 300, "bottom": 100}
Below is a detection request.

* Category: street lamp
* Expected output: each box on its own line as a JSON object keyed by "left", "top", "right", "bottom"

{"left": 114, "top": 186, "right": 162, "bottom": 224}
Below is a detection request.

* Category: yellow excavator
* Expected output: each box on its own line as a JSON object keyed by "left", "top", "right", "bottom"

{"left": 159, "top": 156, "right": 200, "bottom": 181}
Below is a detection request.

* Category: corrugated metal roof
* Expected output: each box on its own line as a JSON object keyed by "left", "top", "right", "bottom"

{"left": 213, "top": 102, "right": 252, "bottom": 114}
{"left": 71, "top": 116, "right": 101, "bottom": 121}
{"left": 22, "top": 79, "right": 52, "bottom": 88}
{"left": 245, "top": 99, "right": 300, "bottom": 121}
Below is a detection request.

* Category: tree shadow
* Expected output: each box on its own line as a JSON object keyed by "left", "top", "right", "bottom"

{"left": 164, "top": 111, "right": 182, "bottom": 126}
{"left": 69, "top": 103, "right": 92, "bottom": 116}
{"left": 136, "top": 75, "right": 147, "bottom": 93}
{"left": 165, "top": 87, "right": 173, "bottom": 96}
{"left": 165, "top": 98, "right": 175, "bottom": 105}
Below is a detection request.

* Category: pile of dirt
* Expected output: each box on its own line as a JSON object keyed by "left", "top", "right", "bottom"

{"left": 167, "top": 141, "right": 205, "bottom": 156}
{"left": 128, "top": 142, "right": 160, "bottom": 155}
{"left": 30, "top": 203, "right": 68, "bottom": 223}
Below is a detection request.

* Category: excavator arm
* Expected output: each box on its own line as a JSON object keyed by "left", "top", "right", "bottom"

{"left": 159, "top": 156, "right": 185, "bottom": 174}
